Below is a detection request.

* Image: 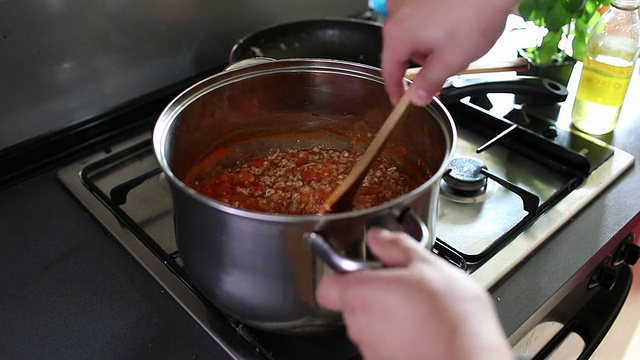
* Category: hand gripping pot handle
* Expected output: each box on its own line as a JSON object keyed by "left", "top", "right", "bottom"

{"left": 304, "top": 208, "right": 430, "bottom": 273}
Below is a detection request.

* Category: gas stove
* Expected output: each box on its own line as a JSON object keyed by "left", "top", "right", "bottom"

{"left": 57, "top": 94, "right": 634, "bottom": 359}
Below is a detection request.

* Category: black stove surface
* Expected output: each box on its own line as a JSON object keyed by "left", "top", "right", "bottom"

{"left": 74, "top": 133, "right": 360, "bottom": 360}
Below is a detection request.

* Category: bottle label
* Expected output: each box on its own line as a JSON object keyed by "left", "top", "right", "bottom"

{"left": 575, "top": 57, "right": 633, "bottom": 107}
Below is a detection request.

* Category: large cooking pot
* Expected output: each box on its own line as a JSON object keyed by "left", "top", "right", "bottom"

{"left": 153, "top": 59, "right": 457, "bottom": 333}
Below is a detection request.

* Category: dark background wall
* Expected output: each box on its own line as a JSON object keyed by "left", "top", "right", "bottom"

{"left": 0, "top": 0, "right": 367, "bottom": 150}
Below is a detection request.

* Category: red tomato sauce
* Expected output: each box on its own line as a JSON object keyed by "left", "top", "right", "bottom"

{"left": 186, "top": 146, "right": 423, "bottom": 215}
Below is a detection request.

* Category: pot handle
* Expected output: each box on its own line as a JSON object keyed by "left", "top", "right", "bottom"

{"left": 305, "top": 208, "right": 430, "bottom": 273}
{"left": 305, "top": 232, "right": 383, "bottom": 272}
{"left": 438, "top": 75, "right": 568, "bottom": 104}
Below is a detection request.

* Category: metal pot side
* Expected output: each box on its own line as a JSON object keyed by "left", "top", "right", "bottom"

{"left": 153, "top": 59, "right": 457, "bottom": 333}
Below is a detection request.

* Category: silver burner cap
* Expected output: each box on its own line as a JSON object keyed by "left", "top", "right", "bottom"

{"left": 443, "top": 157, "right": 488, "bottom": 193}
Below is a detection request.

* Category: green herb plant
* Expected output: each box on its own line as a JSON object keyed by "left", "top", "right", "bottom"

{"left": 517, "top": 0, "right": 611, "bottom": 65}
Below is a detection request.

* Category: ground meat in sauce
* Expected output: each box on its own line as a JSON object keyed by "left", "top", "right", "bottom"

{"left": 188, "top": 146, "right": 421, "bottom": 215}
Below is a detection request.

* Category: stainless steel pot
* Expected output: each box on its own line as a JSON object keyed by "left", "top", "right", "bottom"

{"left": 153, "top": 59, "right": 457, "bottom": 333}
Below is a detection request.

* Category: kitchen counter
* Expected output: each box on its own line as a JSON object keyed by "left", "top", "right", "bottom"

{"left": 490, "top": 62, "right": 640, "bottom": 344}
{"left": 2, "top": 47, "right": 640, "bottom": 360}
{"left": 512, "top": 258, "right": 640, "bottom": 359}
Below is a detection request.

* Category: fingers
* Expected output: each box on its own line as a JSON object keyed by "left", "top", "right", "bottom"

{"left": 381, "top": 0, "right": 517, "bottom": 107}
{"left": 409, "top": 53, "right": 469, "bottom": 106}
{"left": 381, "top": 28, "right": 411, "bottom": 105}
{"left": 381, "top": 11, "right": 452, "bottom": 107}
{"left": 365, "top": 228, "right": 421, "bottom": 267}
{"left": 315, "top": 272, "right": 345, "bottom": 312}
{"left": 315, "top": 228, "right": 424, "bottom": 312}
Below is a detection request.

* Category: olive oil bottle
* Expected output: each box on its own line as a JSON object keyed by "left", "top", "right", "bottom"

{"left": 571, "top": 0, "right": 640, "bottom": 135}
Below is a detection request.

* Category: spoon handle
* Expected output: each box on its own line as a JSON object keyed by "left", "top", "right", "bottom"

{"left": 404, "top": 57, "right": 530, "bottom": 81}
{"left": 320, "top": 90, "right": 413, "bottom": 214}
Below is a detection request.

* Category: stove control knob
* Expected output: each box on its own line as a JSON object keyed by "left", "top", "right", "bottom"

{"left": 588, "top": 262, "right": 618, "bottom": 291}
{"left": 613, "top": 233, "right": 640, "bottom": 266}
{"left": 624, "top": 242, "right": 640, "bottom": 266}
{"left": 599, "top": 266, "right": 618, "bottom": 291}
{"left": 542, "top": 126, "right": 558, "bottom": 139}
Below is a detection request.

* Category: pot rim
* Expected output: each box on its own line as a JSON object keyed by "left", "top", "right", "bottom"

{"left": 153, "top": 58, "right": 457, "bottom": 222}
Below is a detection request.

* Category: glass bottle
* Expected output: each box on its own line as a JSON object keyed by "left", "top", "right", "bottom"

{"left": 571, "top": 0, "right": 640, "bottom": 135}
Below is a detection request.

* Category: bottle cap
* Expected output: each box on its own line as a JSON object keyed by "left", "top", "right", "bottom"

{"left": 372, "top": 0, "right": 388, "bottom": 14}
{"left": 611, "top": 0, "right": 640, "bottom": 10}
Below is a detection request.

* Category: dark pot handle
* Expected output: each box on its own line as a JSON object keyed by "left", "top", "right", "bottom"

{"left": 305, "top": 208, "right": 430, "bottom": 273}
{"left": 438, "top": 75, "right": 569, "bottom": 104}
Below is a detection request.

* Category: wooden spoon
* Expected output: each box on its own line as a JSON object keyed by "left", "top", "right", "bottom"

{"left": 403, "top": 57, "right": 530, "bottom": 81}
{"left": 319, "top": 90, "right": 413, "bottom": 214}
{"left": 318, "top": 58, "right": 530, "bottom": 214}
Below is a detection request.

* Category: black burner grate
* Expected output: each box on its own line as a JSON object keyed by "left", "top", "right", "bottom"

{"left": 78, "top": 138, "right": 360, "bottom": 360}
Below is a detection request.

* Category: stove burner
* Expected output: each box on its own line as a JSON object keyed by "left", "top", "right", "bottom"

{"left": 443, "top": 157, "right": 488, "bottom": 193}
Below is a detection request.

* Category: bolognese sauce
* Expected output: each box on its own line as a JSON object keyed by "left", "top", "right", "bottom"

{"left": 186, "top": 146, "right": 422, "bottom": 215}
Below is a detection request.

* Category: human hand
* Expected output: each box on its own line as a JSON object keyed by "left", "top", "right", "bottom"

{"left": 316, "top": 228, "right": 512, "bottom": 360}
{"left": 382, "top": 0, "right": 517, "bottom": 106}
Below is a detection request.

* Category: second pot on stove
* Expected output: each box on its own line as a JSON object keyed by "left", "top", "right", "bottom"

{"left": 229, "top": 18, "right": 384, "bottom": 67}
{"left": 227, "top": 18, "right": 569, "bottom": 105}
{"left": 153, "top": 59, "right": 457, "bottom": 333}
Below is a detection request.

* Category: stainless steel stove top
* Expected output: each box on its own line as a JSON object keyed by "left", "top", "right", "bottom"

{"left": 57, "top": 100, "right": 634, "bottom": 359}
